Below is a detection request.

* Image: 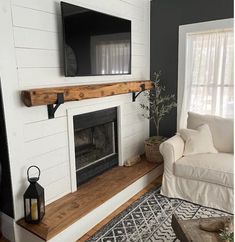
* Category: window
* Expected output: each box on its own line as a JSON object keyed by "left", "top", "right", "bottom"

{"left": 177, "top": 19, "right": 234, "bottom": 129}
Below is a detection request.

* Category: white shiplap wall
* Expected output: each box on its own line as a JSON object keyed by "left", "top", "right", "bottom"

{"left": 0, "top": 0, "right": 150, "bottom": 223}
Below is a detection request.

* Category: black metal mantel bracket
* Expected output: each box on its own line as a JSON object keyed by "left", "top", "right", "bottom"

{"left": 132, "top": 84, "right": 146, "bottom": 102}
{"left": 47, "top": 93, "right": 64, "bottom": 119}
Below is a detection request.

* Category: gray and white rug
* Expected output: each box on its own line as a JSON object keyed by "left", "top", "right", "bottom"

{"left": 86, "top": 186, "right": 231, "bottom": 242}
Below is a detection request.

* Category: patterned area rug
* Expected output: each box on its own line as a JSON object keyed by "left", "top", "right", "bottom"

{"left": 87, "top": 186, "right": 231, "bottom": 242}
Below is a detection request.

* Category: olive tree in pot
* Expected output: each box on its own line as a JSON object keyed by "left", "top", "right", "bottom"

{"left": 140, "top": 71, "right": 177, "bottom": 163}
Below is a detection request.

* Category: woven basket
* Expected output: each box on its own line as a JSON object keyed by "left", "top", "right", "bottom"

{"left": 144, "top": 137, "right": 164, "bottom": 163}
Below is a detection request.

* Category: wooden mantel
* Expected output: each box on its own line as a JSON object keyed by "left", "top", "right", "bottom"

{"left": 21, "top": 80, "right": 153, "bottom": 107}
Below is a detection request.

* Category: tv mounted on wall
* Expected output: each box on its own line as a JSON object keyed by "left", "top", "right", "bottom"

{"left": 61, "top": 2, "right": 131, "bottom": 77}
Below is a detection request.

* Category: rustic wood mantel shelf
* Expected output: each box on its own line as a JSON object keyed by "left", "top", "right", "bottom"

{"left": 21, "top": 80, "right": 153, "bottom": 118}
{"left": 21, "top": 80, "right": 153, "bottom": 107}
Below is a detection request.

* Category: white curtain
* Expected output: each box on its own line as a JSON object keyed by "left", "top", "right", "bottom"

{"left": 179, "top": 29, "right": 234, "bottom": 128}
{"left": 95, "top": 40, "right": 130, "bottom": 75}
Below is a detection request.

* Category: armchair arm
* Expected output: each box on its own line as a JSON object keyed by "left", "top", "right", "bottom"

{"left": 159, "top": 135, "right": 184, "bottom": 173}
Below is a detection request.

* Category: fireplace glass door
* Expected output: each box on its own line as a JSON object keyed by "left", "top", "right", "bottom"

{"left": 73, "top": 107, "right": 118, "bottom": 186}
{"left": 75, "top": 122, "right": 116, "bottom": 171}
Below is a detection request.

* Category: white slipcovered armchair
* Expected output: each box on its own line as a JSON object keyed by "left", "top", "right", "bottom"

{"left": 159, "top": 112, "right": 234, "bottom": 213}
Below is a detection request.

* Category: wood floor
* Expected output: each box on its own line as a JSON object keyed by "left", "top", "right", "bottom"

{"left": 78, "top": 176, "right": 162, "bottom": 242}
{"left": 17, "top": 158, "right": 161, "bottom": 241}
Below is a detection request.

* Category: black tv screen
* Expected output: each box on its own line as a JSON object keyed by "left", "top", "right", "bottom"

{"left": 61, "top": 2, "right": 131, "bottom": 77}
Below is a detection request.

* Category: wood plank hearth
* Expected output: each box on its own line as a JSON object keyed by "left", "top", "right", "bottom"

{"left": 17, "top": 158, "right": 162, "bottom": 241}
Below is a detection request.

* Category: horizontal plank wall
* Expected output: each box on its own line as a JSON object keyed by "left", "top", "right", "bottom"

{"left": 0, "top": 0, "right": 150, "bottom": 240}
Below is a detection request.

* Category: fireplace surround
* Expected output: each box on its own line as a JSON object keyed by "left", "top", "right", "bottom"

{"left": 73, "top": 107, "right": 118, "bottom": 186}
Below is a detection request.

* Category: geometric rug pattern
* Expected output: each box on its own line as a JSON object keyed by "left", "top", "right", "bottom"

{"left": 86, "top": 187, "right": 231, "bottom": 242}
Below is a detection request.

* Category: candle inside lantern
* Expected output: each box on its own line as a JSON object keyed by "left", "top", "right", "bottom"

{"left": 31, "top": 200, "right": 38, "bottom": 220}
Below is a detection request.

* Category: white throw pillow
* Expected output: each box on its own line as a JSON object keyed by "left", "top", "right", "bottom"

{"left": 179, "top": 124, "right": 218, "bottom": 156}
{"left": 187, "top": 112, "right": 234, "bottom": 153}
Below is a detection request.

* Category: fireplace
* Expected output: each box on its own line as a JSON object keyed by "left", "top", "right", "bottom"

{"left": 73, "top": 107, "right": 118, "bottom": 186}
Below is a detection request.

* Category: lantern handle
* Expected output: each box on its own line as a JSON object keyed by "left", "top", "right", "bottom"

{"left": 27, "top": 165, "right": 41, "bottom": 182}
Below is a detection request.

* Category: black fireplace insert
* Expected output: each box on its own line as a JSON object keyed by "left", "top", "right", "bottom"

{"left": 73, "top": 107, "right": 118, "bottom": 186}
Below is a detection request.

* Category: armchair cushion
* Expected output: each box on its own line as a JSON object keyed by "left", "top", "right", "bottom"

{"left": 174, "top": 153, "right": 234, "bottom": 188}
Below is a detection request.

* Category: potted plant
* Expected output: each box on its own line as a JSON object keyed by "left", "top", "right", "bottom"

{"left": 140, "top": 71, "right": 177, "bottom": 163}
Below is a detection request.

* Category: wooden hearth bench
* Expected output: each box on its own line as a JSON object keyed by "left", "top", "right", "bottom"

{"left": 16, "top": 158, "right": 163, "bottom": 241}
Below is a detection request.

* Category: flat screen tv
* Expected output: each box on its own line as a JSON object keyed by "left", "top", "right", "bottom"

{"left": 61, "top": 2, "right": 131, "bottom": 77}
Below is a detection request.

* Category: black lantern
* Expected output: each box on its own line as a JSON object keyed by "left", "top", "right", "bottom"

{"left": 24, "top": 166, "right": 45, "bottom": 224}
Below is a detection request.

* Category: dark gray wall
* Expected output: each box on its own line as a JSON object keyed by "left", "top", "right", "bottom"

{"left": 150, "top": 0, "right": 233, "bottom": 137}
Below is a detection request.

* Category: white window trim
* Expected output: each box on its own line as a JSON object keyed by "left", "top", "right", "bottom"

{"left": 177, "top": 18, "right": 233, "bottom": 130}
